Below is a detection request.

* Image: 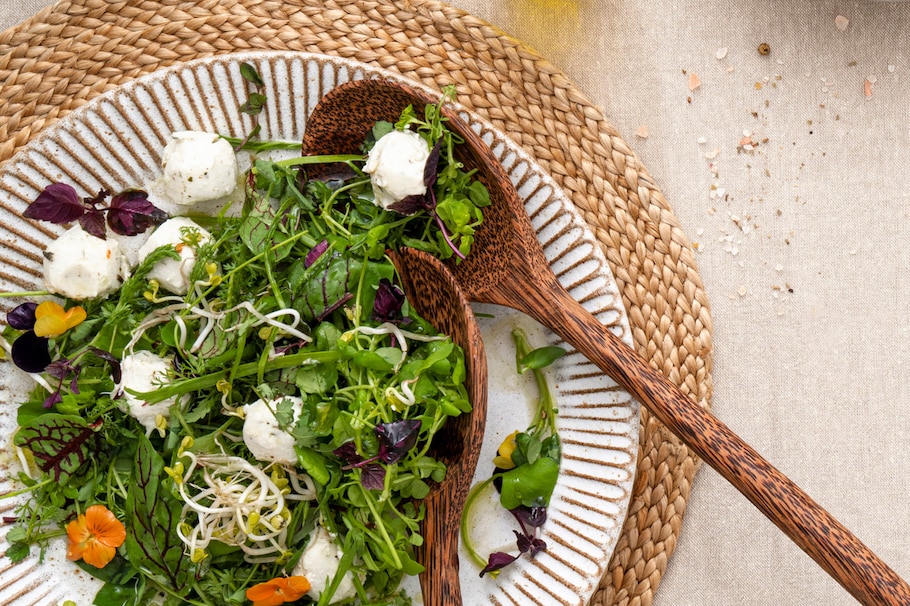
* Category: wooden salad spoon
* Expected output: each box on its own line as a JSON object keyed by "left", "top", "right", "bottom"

{"left": 389, "top": 248, "right": 488, "bottom": 606}
{"left": 302, "top": 79, "right": 910, "bottom": 606}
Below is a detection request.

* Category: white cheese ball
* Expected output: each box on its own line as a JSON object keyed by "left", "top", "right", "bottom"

{"left": 292, "top": 525, "right": 358, "bottom": 602}
{"left": 363, "top": 129, "right": 429, "bottom": 210}
{"left": 160, "top": 131, "right": 238, "bottom": 205}
{"left": 118, "top": 350, "right": 177, "bottom": 434}
{"left": 137, "top": 217, "right": 211, "bottom": 295}
{"left": 43, "top": 224, "right": 127, "bottom": 300}
{"left": 242, "top": 396, "right": 302, "bottom": 465}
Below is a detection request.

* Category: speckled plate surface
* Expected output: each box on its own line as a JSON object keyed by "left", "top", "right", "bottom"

{"left": 0, "top": 51, "right": 639, "bottom": 606}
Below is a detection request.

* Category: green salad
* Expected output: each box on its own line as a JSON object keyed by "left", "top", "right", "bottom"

{"left": 0, "top": 78, "right": 491, "bottom": 606}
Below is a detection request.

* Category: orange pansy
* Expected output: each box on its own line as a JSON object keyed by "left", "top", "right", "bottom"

{"left": 246, "top": 576, "right": 311, "bottom": 606}
{"left": 66, "top": 504, "right": 126, "bottom": 569}
{"left": 33, "top": 301, "right": 86, "bottom": 338}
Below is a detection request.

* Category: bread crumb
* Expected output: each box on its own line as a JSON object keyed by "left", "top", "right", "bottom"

{"left": 635, "top": 125, "right": 650, "bottom": 139}
{"left": 835, "top": 15, "right": 849, "bottom": 31}
{"left": 689, "top": 73, "right": 702, "bottom": 91}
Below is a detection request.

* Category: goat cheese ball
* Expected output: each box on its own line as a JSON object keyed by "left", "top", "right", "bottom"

{"left": 117, "top": 350, "right": 178, "bottom": 434}
{"left": 242, "top": 396, "right": 303, "bottom": 465}
{"left": 363, "top": 129, "right": 429, "bottom": 210}
{"left": 43, "top": 224, "right": 127, "bottom": 300}
{"left": 160, "top": 131, "right": 238, "bottom": 205}
{"left": 137, "top": 217, "right": 211, "bottom": 295}
{"left": 292, "top": 525, "right": 358, "bottom": 602}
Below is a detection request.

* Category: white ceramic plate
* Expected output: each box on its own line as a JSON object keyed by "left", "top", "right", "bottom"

{"left": 0, "top": 51, "right": 639, "bottom": 606}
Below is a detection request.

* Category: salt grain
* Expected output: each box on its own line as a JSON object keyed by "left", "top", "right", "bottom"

{"left": 716, "top": 47, "right": 728, "bottom": 60}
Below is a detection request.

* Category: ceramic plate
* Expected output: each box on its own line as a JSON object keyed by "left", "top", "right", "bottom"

{"left": 0, "top": 51, "right": 639, "bottom": 606}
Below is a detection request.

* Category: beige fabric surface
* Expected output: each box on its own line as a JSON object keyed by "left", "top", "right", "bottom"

{"left": 3, "top": 1, "right": 909, "bottom": 605}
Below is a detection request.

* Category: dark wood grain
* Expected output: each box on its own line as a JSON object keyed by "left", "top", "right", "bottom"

{"left": 390, "top": 248, "right": 488, "bottom": 606}
{"left": 304, "top": 79, "right": 910, "bottom": 606}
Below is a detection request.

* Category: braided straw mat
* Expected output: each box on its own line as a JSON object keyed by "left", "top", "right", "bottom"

{"left": 0, "top": 1, "right": 714, "bottom": 605}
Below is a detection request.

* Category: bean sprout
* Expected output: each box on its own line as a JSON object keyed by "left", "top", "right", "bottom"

{"left": 174, "top": 452, "right": 316, "bottom": 564}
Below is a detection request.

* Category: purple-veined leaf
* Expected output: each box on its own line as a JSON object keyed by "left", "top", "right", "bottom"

{"left": 333, "top": 441, "right": 364, "bottom": 467}
{"left": 79, "top": 209, "right": 107, "bottom": 239}
{"left": 124, "top": 434, "right": 192, "bottom": 595}
{"left": 376, "top": 419, "right": 421, "bottom": 464}
{"left": 479, "top": 551, "right": 519, "bottom": 577}
{"left": 305, "top": 239, "right": 329, "bottom": 268}
{"left": 7, "top": 302, "right": 37, "bottom": 330}
{"left": 22, "top": 183, "right": 85, "bottom": 224}
{"left": 10, "top": 331, "right": 51, "bottom": 373}
{"left": 13, "top": 414, "right": 101, "bottom": 484}
{"left": 107, "top": 190, "right": 167, "bottom": 236}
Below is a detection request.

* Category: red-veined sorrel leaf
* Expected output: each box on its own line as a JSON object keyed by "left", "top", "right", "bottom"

{"left": 22, "top": 183, "right": 85, "bottom": 224}
{"left": 13, "top": 414, "right": 101, "bottom": 484}
{"left": 124, "top": 434, "right": 191, "bottom": 595}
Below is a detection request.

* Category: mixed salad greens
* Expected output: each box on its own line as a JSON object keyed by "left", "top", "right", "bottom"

{"left": 0, "top": 73, "right": 492, "bottom": 606}
{"left": 0, "top": 67, "right": 565, "bottom": 606}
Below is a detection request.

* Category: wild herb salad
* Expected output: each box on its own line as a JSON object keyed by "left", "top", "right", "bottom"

{"left": 0, "top": 80, "right": 491, "bottom": 606}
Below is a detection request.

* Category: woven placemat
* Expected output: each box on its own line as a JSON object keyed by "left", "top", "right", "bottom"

{"left": 0, "top": 1, "right": 714, "bottom": 604}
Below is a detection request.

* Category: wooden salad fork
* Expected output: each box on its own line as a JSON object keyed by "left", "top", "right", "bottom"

{"left": 388, "top": 247, "right": 488, "bottom": 606}
{"left": 302, "top": 79, "right": 910, "bottom": 606}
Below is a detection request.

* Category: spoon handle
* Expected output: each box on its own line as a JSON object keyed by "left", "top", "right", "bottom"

{"left": 515, "top": 279, "right": 910, "bottom": 605}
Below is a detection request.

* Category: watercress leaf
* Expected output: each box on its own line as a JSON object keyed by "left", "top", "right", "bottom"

{"left": 124, "top": 433, "right": 192, "bottom": 596}
{"left": 296, "top": 446, "right": 331, "bottom": 486}
{"left": 353, "top": 350, "right": 394, "bottom": 372}
{"left": 92, "top": 582, "right": 138, "bottom": 606}
{"left": 519, "top": 345, "right": 566, "bottom": 373}
{"left": 23, "top": 182, "right": 85, "bottom": 224}
{"left": 499, "top": 456, "right": 559, "bottom": 510}
{"left": 515, "top": 432, "right": 542, "bottom": 465}
{"left": 13, "top": 413, "right": 100, "bottom": 483}
{"left": 239, "top": 62, "right": 265, "bottom": 87}
{"left": 295, "top": 362, "right": 338, "bottom": 394}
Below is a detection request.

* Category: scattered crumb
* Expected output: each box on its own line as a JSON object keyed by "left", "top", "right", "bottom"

{"left": 758, "top": 43, "right": 771, "bottom": 56}
{"left": 888, "top": 65, "right": 896, "bottom": 73}
{"left": 737, "top": 285, "right": 748, "bottom": 297}
{"left": 688, "top": 73, "right": 702, "bottom": 91}
{"left": 635, "top": 125, "right": 650, "bottom": 139}
{"left": 716, "top": 47, "right": 728, "bottom": 60}
{"left": 835, "top": 15, "right": 849, "bottom": 31}
{"left": 864, "top": 77, "right": 874, "bottom": 99}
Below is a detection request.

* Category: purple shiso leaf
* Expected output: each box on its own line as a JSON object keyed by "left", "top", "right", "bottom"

{"left": 42, "top": 391, "right": 63, "bottom": 409}
{"left": 359, "top": 463, "right": 386, "bottom": 491}
{"left": 44, "top": 358, "right": 73, "bottom": 381}
{"left": 372, "top": 279, "right": 405, "bottom": 322}
{"left": 88, "top": 347, "right": 121, "bottom": 384}
{"left": 479, "top": 551, "right": 519, "bottom": 577}
{"left": 11, "top": 332, "right": 51, "bottom": 374}
{"left": 22, "top": 183, "right": 85, "bottom": 224}
{"left": 305, "top": 240, "right": 330, "bottom": 268}
{"left": 388, "top": 194, "right": 429, "bottom": 216}
{"left": 376, "top": 419, "right": 422, "bottom": 464}
{"left": 7, "top": 302, "right": 38, "bottom": 331}
{"left": 107, "top": 190, "right": 167, "bottom": 236}
{"left": 423, "top": 139, "right": 442, "bottom": 191}
{"left": 78, "top": 209, "right": 108, "bottom": 239}
{"left": 333, "top": 441, "right": 365, "bottom": 467}
{"left": 512, "top": 505, "right": 547, "bottom": 530}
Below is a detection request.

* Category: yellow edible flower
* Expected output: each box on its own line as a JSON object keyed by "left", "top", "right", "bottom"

{"left": 33, "top": 301, "right": 86, "bottom": 338}
{"left": 492, "top": 430, "right": 520, "bottom": 470}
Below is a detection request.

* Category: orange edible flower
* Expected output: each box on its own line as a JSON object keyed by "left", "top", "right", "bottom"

{"left": 246, "top": 576, "right": 311, "bottom": 606}
{"left": 33, "top": 301, "right": 86, "bottom": 338}
{"left": 66, "top": 504, "right": 126, "bottom": 569}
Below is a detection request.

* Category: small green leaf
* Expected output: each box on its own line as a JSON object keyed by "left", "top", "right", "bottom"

{"left": 499, "top": 456, "right": 559, "bottom": 510}
{"left": 239, "top": 62, "right": 265, "bottom": 87}
{"left": 519, "top": 345, "right": 566, "bottom": 373}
